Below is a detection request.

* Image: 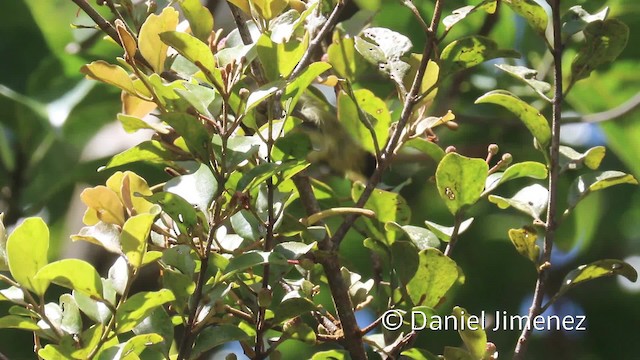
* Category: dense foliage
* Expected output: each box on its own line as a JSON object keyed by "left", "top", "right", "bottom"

{"left": 1, "top": 0, "right": 640, "bottom": 359}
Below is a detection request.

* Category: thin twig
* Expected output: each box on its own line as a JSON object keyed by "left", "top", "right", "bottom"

{"left": 289, "top": 0, "right": 347, "bottom": 79}
{"left": 564, "top": 91, "right": 640, "bottom": 123}
{"left": 513, "top": 0, "right": 563, "bottom": 357}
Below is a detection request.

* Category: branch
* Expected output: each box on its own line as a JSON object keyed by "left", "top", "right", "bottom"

{"left": 513, "top": 0, "right": 563, "bottom": 357}
{"left": 564, "top": 91, "right": 640, "bottom": 123}
{"left": 292, "top": 175, "right": 367, "bottom": 359}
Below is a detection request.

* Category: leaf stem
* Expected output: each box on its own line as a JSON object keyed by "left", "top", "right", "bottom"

{"left": 513, "top": 0, "right": 563, "bottom": 357}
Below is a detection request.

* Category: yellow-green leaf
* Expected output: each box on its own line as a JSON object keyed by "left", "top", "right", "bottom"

{"left": 34, "top": 259, "right": 103, "bottom": 299}
{"left": 121, "top": 213, "right": 156, "bottom": 269}
{"left": 139, "top": 7, "right": 179, "bottom": 72}
{"left": 179, "top": 0, "right": 214, "bottom": 42}
{"left": 503, "top": 0, "right": 548, "bottom": 36}
{"left": 116, "top": 289, "right": 175, "bottom": 333}
{"left": 159, "top": 31, "right": 216, "bottom": 73}
{"left": 436, "top": 153, "right": 488, "bottom": 215}
{"left": 508, "top": 227, "right": 540, "bottom": 264}
{"left": 6, "top": 218, "right": 50, "bottom": 296}
{"left": 407, "top": 248, "right": 459, "bottom": 307}
{"left": 81, "top": 61, "right": 137, "bottom": 94}
{"left": 452, "top": 306, "right": 487, "bottom": 359}
{"left": 475, "top": 90, "right": 551, "bottom": 148}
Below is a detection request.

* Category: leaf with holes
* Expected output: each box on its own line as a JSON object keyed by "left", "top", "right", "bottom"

{"left": 436, "top": 153, "right": 488, "bottom": 215}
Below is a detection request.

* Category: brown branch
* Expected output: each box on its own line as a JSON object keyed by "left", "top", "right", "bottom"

{"left": 227, "top": 2, "right": 268, "bottom": 85}
{"left": 513, "top": 0, "right": 563, "bottom": 357}
{"left": 292, "top": 175, "right": 366, "bottom": 359}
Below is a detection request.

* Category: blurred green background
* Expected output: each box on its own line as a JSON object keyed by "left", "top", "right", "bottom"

{"left": 1, "top": 0, "right": 639, "bottom": 359}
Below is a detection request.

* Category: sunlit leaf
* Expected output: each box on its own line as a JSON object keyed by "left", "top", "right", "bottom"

{"left": 562, "top": 5, "right": 609, "bottom": 37}
{"left": 452, "top": 306, "right": 487, "bottom": 359}
{"left": 81, "top": 61, "right": 137, "bottom": 95}
{"left": 179, "top": 0, "right": 214, "bottom": 42}
{"left": 139, "top": 7, "right": 179, "bottom": 72}
{"left": 160, "top": 31, "right": 216, "bottom": 75}
{"left": 403, "top": 138, "right": 445, "bottom": 162}
{"left": 495, "top": 64, "right": 551, "bottom": 99}
{"left": 352, "top": 182, "right": 411, "bottom": 227}
{"left": 6, "top": 218, "right": 50, "bottom": 295}
{"left": 256, "top": 33, "right": 308, "bottom": 80}
{"left": 115, "top": 19, "right": 137, "bottom": 59}
{"left": 59, "top": 294, "right": 82, "bottom": 335}
{"left": 105, "top": 140, "right": 183, "bottom": 169}
{"left": 475, "top": 90, "right": 551, "bottom": 148}
{"left": 436, "top": 153, "right": 488, "bottom": 215}
{"left": 488, "top": 183, "right": 549, "bottom": 220}
{"left": 503, "top": 0, "right": 548, "bottom": 36}
{"left": 443, "top": 1, "right": 497, "bottom": 31}
{"left": 34, "top": 259, "right": 103, "bottom": 299}
{"left": 559, "top": 145, "right": 606, "bottom": 172}
{"left": 71, "top": 221, "right": 122, "bottom": 254}
{"left": 557, "top": 259, "right": 638, "bottom": 298}
{"left": 508, "top": 227, "right": 540, "bottom": 264}
{"left": 121, "top": 213, "right": 156, "bottom": 269}
{"left": 424, "top": 218, "right": 474, "bottom": 243}
{"left": 116, "top": 289, "right": 175, "bottom": 333}
{"left": 567, "top": 170, "right": 638, "bottom": 210}
{"left": 386, "top": 222, "right": 440, "bottom": 250}
{"left": 222, "top": 251, "right": 289, "bottom": 279}
{"left": 337, "top": 89, "right": 391, "bottom": 154}
{"left": 483, "top": 161, "right": 548, "bottom": 195}
{"left": 407, "top": 248, "right": 459, "bottom": 307}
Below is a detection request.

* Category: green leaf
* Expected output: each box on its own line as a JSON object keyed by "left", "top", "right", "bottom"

{"left": 138, "top": 7, "right": 179, "bottom": 72}
{"left": 483, "top": 161, "right": 548, "bottom": 195}
{"left": 352, "top": 182, "right": 411, "bottom": 226}
{"left": 391, "top": 241, "right": 419, "bottom": 285}
{"left": 475, "top": 90, "right": 551, "bottom": 148}
{"left": 212, "top": 134, "right": 261, "bottom": 171}
{"left": 120, "top": 333, "right": 165, "bottom": 358}
{"left": 0, "top": 213, "right": 8, "bottom": 271}
{"left": 160, "top": 31, "right": 217, "bottom": 78}
{"left": 190, "top": 325, "right": 250, "bottom": 360}
{"left": 145, "top": 192, "right": 198, "bottom": 236}
{"left": 424, "top": 218, "right": 474, "bottom": 243}
{"left": 386, "top": 222, "right": 440, "bottom": 250}
{"left": 508, "top": 227, "right": 540, "bottom": 264}
{"left": 74, "top": 286, "right": 114, "bottom": 325}
{"left": 571, "top": 19, "right": 629, "bottom": 82}
{"left": 223, "top": 251, "right": 288, "bottom": 279}
{"left": 559, "top": 145, "right": 606, "bottom": 172}
{"left": 273, "top": 297, "right": 317, "bottom": 324}
{"left": 403, "top": 138, "right": 445, "bottom": 162}
{"left": 34, "top": 259, "right": 103, "bottom": 299}
{"left": 0, "top": 315, "right": 40, "bottom": 331}
{"left": 7, "top": 217, "right": 50, "bottom": 295}
{"left": 557, "top": 260, "right": 638, "bottom": 298}
{"left": 283, "top": 320, "right": 316, "bottom": 344}
{"left": 488, "top": 183, "right": 549, "bottom": 220}
{"left": 311, "top": 350, "right": 350, "bottom": 360}
{"left": 179, "top": 0, "right": 214, "bottom": 42}
{"left": 165, "top": 162, "right": 217, "bottom": 215}
{"left": 273, "top": 241, "right": 316, "bottom": 260}
{"left": 59, "top": 294, "right": 82, "bottom": 335}
{"left": 443, "top": 346, "right": 475, "bottom": 360}
{"left": 327, "top": 31, "right": 369, "bottom": 81}
{"left": 401, "top": 348, "right": 439, "bottom": 360}
{"left": 443, "top": 1, "right": 498, "bottom": 31}
{"left": 237, "top": 160, "right": 309, "bottom": 192}
{"left": 162, "top": 112, "right": 211, "bottom": 161}
{"left": 562, "top": 5, "right": 609, "bottom": 38}
{"left": 503, "top": 0, "right": 548, "bottom": 36}
{"left": 452, "top": 306, "right": 487, "bottom": 359}
{"left": 337, "top": 89, "right": 391, "bottom": 154}
{"left": 567, "top": 170, "right": 638, "bottom": 210}
{"left": 105, "top": 140, "right": 181, "bottom": 169}
{"left": 256, "top": 33, "right": 307, "bottom": 80}
{"left": 132, "top": 308, "right": 174, "bottom": 355}
{"left": 282, "top": 61, "right": 332, "bottom": 113}
{"left": 116, "top": 289, "right": 176, "bottom": 333}
{"left": 494, "top": 64, "right": 551, "bottom": 99}
{"left": 407, "top": 248, "right": 459, "bottom": 307}
{"left": 440, "top": 36, "right": 519, "bottom": 77}
{"left": 230, "top": 210, "right": 266, "bottom": 241}
{"left": 436, "top": 153, "right": 488, "bottom": 215}
{"left": 120, "top": 213, "right": 156, "bottom": 269}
